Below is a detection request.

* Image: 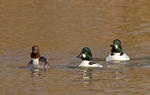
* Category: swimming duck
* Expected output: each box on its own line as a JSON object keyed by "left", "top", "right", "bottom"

{"left": 78, "top": 47, "right": 103, "bottom": 68}
{"left": 27, "top": 45, "right": 48, "bottom": 70}
{"left": 106, "top": 39, "right": 130, "bottom": 61}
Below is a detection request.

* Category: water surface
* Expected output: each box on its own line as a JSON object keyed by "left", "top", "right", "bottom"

{"left": 1, "top": 0, "right": 150, "bottom": 95}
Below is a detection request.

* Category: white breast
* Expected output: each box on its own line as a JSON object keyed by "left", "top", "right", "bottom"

{"left": 31, "top": 58, "right": 40, "bottom": 68}
{"left": 32, "top": 58, "right": 39, "bottom": 65}
{"left": 106, "top": 53, "right": 130, "bottom": 61}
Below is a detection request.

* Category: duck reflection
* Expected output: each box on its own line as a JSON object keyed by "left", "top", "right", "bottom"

{"left": 105, "top": 62, "right": 125, "bottom": 80}
{"left": 80, "top": 68, "right": 93, "bottom": 80}
{"left": 113, "top": 70, "right": 123, "bottom": 80}
{"left": 79, "top": 68, "right": 94, "bottom": 87}
{"left": 30, "top": 68, "right": 40, "bottom": 77}
{"left": 27, "top": 67, "right": 48, "bottom": 77}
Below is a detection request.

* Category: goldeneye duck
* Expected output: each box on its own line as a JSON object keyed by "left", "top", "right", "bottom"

{"left": 78, "top": 47, "right": 103, "bottom": 68}
{"left": 27, "top": 45, "right": 48, "bottom": 70}
{"left": 106, "top": 39, "right": 130, "bottom": 61}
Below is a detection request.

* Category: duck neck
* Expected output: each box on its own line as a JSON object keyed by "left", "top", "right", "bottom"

{"left": 31, "top": 52, "right": 40, "bottom": 65}
{"left": 112, "top": 46, "right": 122, "bottom": 53}
{"left": 32, "top": 58, "right": 39, "bottom": 65}
{"left": 31, "top": 52, "right": 40, "bottom": 58}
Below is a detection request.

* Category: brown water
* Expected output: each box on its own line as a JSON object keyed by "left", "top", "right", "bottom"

{"left": 1, "top": 0, "right": 150, "bottom": 95}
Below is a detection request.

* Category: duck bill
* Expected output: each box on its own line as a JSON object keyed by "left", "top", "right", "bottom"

{"left": 110, "top": 44, "right": 114, "bottom": 47}
{"left": 76, "top": 53, "right": 82, "bottom": 58}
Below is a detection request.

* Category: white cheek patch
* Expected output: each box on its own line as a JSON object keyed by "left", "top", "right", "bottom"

{"left": 82, "top": 54, "right": 86, "bottom": 58}
{"left": 115, "top": 45, "right": 118, "bottom": 49}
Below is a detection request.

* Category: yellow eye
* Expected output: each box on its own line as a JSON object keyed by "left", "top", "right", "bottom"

{"left": 84, "top": 52, "right": 87, "bottom": 54}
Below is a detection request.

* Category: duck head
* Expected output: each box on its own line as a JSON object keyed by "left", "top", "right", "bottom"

{"left": 78, "top": 47, "right": 92, "bottom": 61}
{"left": 110, "top": 39, "right": 122, "bottom": 52}
{"left": 31, "top": 45, "right": 40, "bottom": 58}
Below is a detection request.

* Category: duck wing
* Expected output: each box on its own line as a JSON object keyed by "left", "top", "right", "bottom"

{"left": 39, "top": 56, "right": 48, "bottom": 69}
{"left": 89, "top": 61, "right": 96, "bottom": 65}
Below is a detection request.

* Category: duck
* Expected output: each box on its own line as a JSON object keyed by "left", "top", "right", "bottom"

{"left": 78, "top": 47, "right": 103, "bottom": 68}
{"left": 27, "top": 45, "right": 48, "bottom": 70}
{"left": 106, "top": 39, "right": 130, "bottom": 61}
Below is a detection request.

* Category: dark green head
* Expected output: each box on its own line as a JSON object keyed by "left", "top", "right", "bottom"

{"left": 113, "top": 39, "right": 121, "bottom": 46}
{"left": 111, "top": 39, "right": 122, "bottom": 52}
{"left": 81, "top": 47, "right": 91, "bottom": 54}
{"left": 80, "top": 47, "right": 92, "bottom": 60}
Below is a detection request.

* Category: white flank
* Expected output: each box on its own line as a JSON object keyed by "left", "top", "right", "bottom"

{"left": 79, "top": 60, "right": 103, "bottom": 68}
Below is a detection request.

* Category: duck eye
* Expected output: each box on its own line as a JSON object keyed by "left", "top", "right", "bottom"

{"left": 84, "top": 52, "right": 87, "bottom": 54}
